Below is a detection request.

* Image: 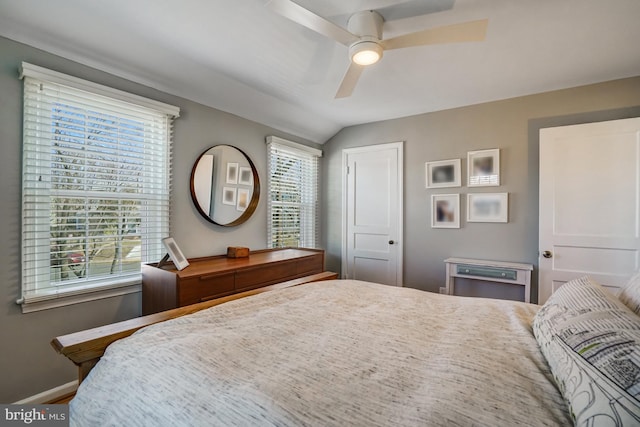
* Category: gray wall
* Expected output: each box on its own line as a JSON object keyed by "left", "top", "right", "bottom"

{"left": 322, "top": 77, "right": 640, "bottom": 299}
{"left": 0, "top": 36, "right": 319, "bottom": 403}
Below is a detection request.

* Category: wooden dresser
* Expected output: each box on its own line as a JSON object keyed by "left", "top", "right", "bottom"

{"left": 142, "top": 248, "right": 325, "bottom": 314}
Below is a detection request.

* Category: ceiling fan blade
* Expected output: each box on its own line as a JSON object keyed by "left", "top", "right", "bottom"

{"left": 381, "top": 19, "right": 488, "bottom": 50}
{"left": 267, "top": 0, "right": 358, "bottom": 46}
{"left": 335, "top": 63, "right": 365, "bottom": 99}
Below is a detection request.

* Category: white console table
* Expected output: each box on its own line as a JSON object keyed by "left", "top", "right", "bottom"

{"left": 444, "top": 258, "right": 533, "bottom": 303}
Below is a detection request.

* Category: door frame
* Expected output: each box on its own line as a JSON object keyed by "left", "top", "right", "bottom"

{"left": 341, "top": 141, "right": 404, "bottom": 284}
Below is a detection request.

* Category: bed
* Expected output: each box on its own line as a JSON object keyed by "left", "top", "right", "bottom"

{"left": 54, "top": 272, "right": 640, "bottom": 426}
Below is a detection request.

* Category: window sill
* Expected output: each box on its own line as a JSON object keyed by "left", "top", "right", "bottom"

{"left": 18, "top": 280, "right": 141, "bottom": 313}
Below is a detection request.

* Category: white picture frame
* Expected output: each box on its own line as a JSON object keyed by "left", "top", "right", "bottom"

{"left": 222, "top": 187, "right": 236, "bottom": 205}
{"left": 467, "top": 192, "right": 508, "bottom": 223}
{"left": 226, "top": 162, "right": 239, "bottom": 184}
{"left": 431, "top": 194, "right": 460, "bottom": 228}
{"left": 162, "top": 237, "right": 189, "bottom": 271}
{"left": 238, "top": 166, "right": 253, "bottom": 186}
{"left": 236, "top": 188, "right": 249, "bottom": 211}
{"left": 425, "top": 158, "right": 461, "bottom": 188}
{"left": 468, "top": 149, "right": 500, "bottom": 187}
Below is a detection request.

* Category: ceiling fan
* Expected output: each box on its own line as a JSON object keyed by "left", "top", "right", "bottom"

{"left": 267, "top": 0, "right": 488, "bottom": 98}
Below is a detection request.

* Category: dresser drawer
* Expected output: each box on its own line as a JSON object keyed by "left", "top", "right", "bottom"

{"left": 296, "top": 254, "right": 323, "bottom": 275}
{"left": 235, "top": 259, "right": 298, "bottom": 291}
{"left": 178, "top": 272, "right": 235, "bottom": 306}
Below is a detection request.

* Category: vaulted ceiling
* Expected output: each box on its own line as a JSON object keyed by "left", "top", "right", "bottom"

{"left": 1, "top": 0, "right": 639, "bottom": 143}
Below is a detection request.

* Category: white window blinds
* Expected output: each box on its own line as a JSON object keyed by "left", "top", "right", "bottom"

{"left": 266, "top": 136, "right": 321, "bottom": 248}
{"left": 19, "top": 63, "right": 179, "bottom": 311}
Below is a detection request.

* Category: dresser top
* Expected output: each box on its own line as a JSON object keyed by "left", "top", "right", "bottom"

{"left": 149, "top": 248, "right": 323, "bottom": 279}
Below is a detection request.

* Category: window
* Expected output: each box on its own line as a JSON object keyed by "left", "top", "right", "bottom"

{"left": 19, "top": 63, "right": 179, "bottom": 312}
{"left": 266, "top": 136, "right": 321, "bottom": 248}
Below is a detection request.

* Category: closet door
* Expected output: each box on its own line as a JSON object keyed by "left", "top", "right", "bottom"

{"left": 538, "top": 117, "right": 640, "bottom": 304}
{"left": 342, "top": 142, "right": 403, "bottom": 286}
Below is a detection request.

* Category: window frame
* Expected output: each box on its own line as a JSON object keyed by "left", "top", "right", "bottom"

{"left": 266, "top": 136, "right": 322, "bottom": 249}
{"left": 18, "top": 63, "right": 179, "bottom": 313}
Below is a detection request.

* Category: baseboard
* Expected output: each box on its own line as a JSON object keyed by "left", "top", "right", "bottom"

{"left": 13, "top": 380, "right": 78, "bottom": 404}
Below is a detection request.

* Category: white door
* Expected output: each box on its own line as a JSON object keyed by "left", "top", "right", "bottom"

{"left": 539, "top": 117, "right": 640, "bottom": 304}
{"left": 342, "top": 142, "right": 403, "bottom": 286}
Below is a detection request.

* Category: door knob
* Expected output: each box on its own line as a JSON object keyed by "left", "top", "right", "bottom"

{"left": 542, "top": 250, "right": 552, "bottom": 258}
{"left": 388, "top": 240, "right": 395, "bottom": 245}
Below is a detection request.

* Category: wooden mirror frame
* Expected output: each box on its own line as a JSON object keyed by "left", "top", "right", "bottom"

{"left": 190, "top": 145, "right": 260, "bottom": 227}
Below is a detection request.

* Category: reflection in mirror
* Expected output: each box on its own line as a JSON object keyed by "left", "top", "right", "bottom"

{"left": 190, "top": 145, "right": 260, "bottom": 227}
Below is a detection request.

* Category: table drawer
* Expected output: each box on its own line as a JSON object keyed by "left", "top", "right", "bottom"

{"left": 178, "top": 272, "right": 235, "bottom": 305}
{"left": 456, "top": 264, "right": 518, "bottom": 281}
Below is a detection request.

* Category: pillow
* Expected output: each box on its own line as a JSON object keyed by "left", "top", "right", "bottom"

{"left": 618, "top": 271, "right": 640, "bottom": 316}
{"left": 533, "top": 276, "right": 640, "bottom": 426}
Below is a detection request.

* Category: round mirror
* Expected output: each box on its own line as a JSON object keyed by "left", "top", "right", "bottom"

{"left": 190, "top": 145, "right": 260, "bottom": 227}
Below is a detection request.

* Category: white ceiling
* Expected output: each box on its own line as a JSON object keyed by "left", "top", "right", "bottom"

{"left": 1, "top": 0, "right": 639, "bottom": 143}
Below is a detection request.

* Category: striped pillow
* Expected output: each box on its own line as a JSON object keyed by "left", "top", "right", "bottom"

{"left": 618, "top": 271, "right": 640, "bottom": 316}
{"left": 533, "top": 276, "right": 640, "bottom": 426}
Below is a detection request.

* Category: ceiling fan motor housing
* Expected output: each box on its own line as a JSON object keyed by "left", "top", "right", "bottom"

{"left": 348, "top": 10, "right": 384, "bottom": 64}
{"left": 348, "top": 10, "right": 383, "bottom": 38}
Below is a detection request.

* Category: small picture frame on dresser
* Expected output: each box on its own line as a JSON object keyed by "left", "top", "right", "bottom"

{"left": 162, "top": 237, "right": 190, "bottom": 270}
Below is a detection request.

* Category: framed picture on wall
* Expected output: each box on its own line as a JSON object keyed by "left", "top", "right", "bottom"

{"left": 238, "top": 166, "right": 253, "bottom": 186}
{"left": 425, "top": 159, "right": 461, "bottom": 188}
{"left": 226, "top": 162, "right": 239, "bottom": 184}
{"left": 431, "top": 194, "right": 460, "bottom": 228}
{"left": 468, "top": 149, "right": 500, "bottom": 186}
{"left": 222, "top": 187, "right": 237, "bottom": 205}
{"left": 236, "top": 188, "right": 249, "bottom": 211}
{"left": 467, "top": 193, "right": 508, "bottom": 222}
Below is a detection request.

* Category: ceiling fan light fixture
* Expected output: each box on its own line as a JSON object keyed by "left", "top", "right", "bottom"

{"left": 350, "top": 41, "right": 383, "bottom": 66}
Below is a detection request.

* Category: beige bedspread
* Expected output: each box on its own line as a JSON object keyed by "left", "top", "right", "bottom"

{"left": 70, "top": 280, "right": 571, "bottom": 426}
